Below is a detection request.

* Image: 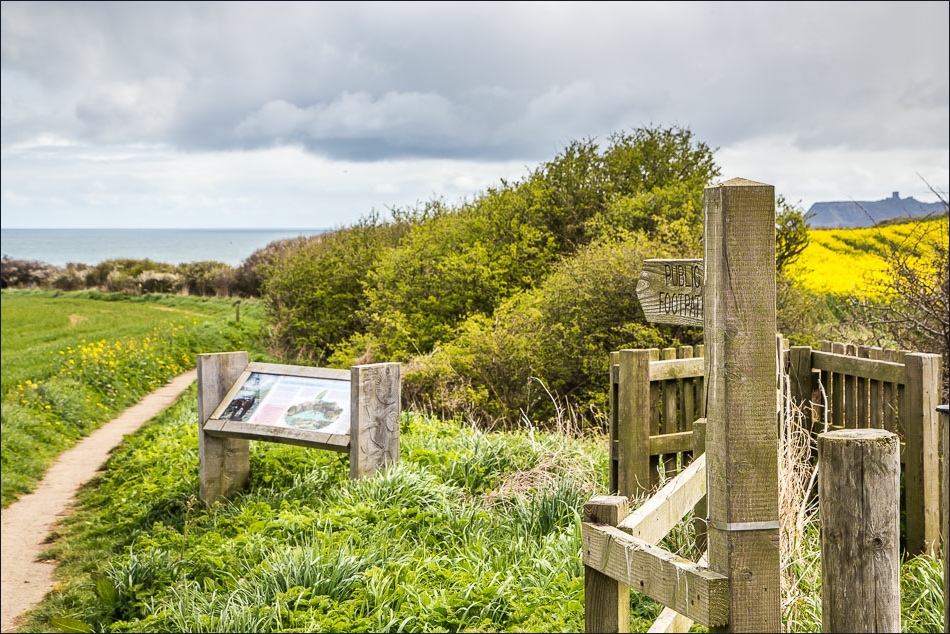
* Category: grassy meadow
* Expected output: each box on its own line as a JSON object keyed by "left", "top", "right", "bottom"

{"left": 0, "top": 290, "right": 268, "bottom": 507}
{"left": 2, "top": 213, "right": 946, "bottom": 634}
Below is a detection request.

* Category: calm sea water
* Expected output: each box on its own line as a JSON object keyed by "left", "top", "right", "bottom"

{"left": 0, "top": 228, "right": 329, "bottom": 267}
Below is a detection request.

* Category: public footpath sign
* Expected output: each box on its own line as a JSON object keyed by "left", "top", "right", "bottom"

{"left": 636, "top": 258, "right": 704, "bottom": 327}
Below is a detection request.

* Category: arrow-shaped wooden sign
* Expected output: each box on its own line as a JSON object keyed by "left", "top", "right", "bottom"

{"left": 636, "top": 259, "right": 704, "bottom": 327}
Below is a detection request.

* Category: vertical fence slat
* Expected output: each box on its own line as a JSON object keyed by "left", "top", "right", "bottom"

{"left": 618, "top": 349, "right": 652, "bottom": 499}
{"left": 903, "top": 353, "right": 942, "bottom": 555}
{"left": 584, "top": 496, "right": 631, "bottom": 633}
{"left": 844, "top": 343, "right": 858, "bottom": 427}
{"left": 609, "top": 352, "right": 620, "bottom": 494}
{"left": 831, "top": 342, "right": 845, "bottom": 428}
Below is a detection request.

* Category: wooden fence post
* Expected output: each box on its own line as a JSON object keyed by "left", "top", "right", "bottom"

{"left": 939, "top": 404, "right": 949, "bottom": 634}
{"left": 198, "top": 351, "right": 250, "bottom": 504}
{"left": 902, "top": 352, "right": 942, "bottom": 554}
{"left": 818, "top": 429, "right": 900, "bottom": 633}
{"left": 617, "top": 349, "right": 653, "bottom": 500}
{"left": 704, "top": 178, "right": 780, "bottom": 631}
{"left": 350, "top": 362, "right": 401, "bottom": 479}
{"left": 584, "top": 496, "right": 630, "bottom": 633}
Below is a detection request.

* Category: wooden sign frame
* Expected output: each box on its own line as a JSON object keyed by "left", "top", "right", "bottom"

{"left": 197, "top": 352, "right": 400, "bottom": 503}
{"left": 636, "top": 258, "right": 704, "bottom": 327}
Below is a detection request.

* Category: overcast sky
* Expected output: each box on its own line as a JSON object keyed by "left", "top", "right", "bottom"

{"left": 2, "top": 1, "right": 947, "bottom": 229}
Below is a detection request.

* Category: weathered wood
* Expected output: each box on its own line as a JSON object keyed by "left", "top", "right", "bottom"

{"left": 939, "top": 405, "right": 950, "bottom": 634}
{"left": 788, "top": 346, "right": 813, "bottom": 421}
{"left": 693, "top": 419, "right": 708, "bottom": 556}
{"left": 584, "top": 496, "right": 630, "bottom": 633}
{"left": 619, "top": 453, "right": 706, "bottom": 545}
{"left": 648, "top": 552, "right": 709, "bottom": 634}
{"left": 618, "top": 349, "right": 653, "bottom": 498}
{"left": 636, "top": 259, "right": 704, "bottom": 327}
{"left": 818, "top": 429, "right": 900, "bottom": 633}
{"left": 350, "top": 362, "right": 401, "bottom": 479}
{"left": 609, "top": 352, "right": 620, "bottom": 493}
{"left": 810, "top": 351, "right": 906, "bottom": 384}
{"left": 244, "top": 361, "right": 350, "bottom": 381}
{"left": 649, "top": 431, "right": 694, "bottom": 455}
{"left": 857, "top": 346, "right": 870, "bottom": 428}
{"left": 649, "top": 357, "right": 705, "bottom": 382}
{"left": 203, "top": 419, "right": 349, "bottom": 452}
{"left": 198, "top": 351, "right": 250, "bottom": 504}
{"left": 831, "top": 342, "right": 845, "bottom": 428}
{"left": 704, "top": 178, "right": 780, "bottom": 631}
{"left": 903, "top": 353, "right": 942, "bottom": 555}
{"left": 582, "top": 523, "right": 729, "bottom": 627}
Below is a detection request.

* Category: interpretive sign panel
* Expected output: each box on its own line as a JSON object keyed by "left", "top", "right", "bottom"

{"left": 199, "top": 357, "right": 401, "bottom": 503}
{"left": 212, "top": 371, "right": 350, "bottom": 435}
{"left": 636, "top": 259, "right": 704, "bottom": 327}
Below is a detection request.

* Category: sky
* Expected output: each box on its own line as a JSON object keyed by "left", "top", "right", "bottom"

{"left": 1, "top": 1, "right": 948, "bottom": 229}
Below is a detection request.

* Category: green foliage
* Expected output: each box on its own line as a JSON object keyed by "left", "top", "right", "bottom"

{"left": 19, "top": 404, "right": 623, "bottom": 633}
{"left": 403, "top": 235, "right": 695, "bottom": 428}
{"left": 261, "top": 214, "right": 407, "bottom": 365}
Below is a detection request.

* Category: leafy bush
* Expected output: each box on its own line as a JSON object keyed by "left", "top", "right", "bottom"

{"left": 403, "top": 234, "right": 699, "bottom": 428}
{"left": 261, "top": 215, "right": 411, "bottom": 365}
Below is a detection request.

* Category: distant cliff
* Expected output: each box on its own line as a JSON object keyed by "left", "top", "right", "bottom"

{"left": 807, "top": 192, "right": 946, "bottom": 228}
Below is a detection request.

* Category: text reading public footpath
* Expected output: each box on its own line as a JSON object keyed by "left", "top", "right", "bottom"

{"left": 658, "top": 262, "right": 703, "bottom": 319}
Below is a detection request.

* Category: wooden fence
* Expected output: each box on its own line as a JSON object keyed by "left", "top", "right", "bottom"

{"left": 609, "top": 338, "right": 943, "bottom": 556}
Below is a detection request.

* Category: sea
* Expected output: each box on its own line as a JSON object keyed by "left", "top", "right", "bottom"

{"left": 0, "top": 228, "right": 330, "bottom": 268}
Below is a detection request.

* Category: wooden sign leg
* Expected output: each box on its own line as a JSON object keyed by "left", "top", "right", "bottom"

{"left": 198, "top": 351, "right": 250, "bottom": 504}
{"left": 350, "top": 362, "right": 401, "bottom": 479}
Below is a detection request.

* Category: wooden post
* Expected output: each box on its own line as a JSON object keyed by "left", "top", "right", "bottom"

{"left": 818, "top": 429, "right": 900, "bottom": 633}
{"left": 937, "top": 404, "right": 949, "bottom": 634}
{"left": 902, "top": 352, "right": 942, "bottom": 554}
{"left": 703, "top": 178, "right": 780, "bottom": 631}
{"left": 584, "top": 496, "right": 630, "bottom": 633}
{"left": 618, "top": 349, "right": 653, "bottom": 499}
{"left": 693, "top": 418, "right": 708, "bottom": 555}
{"left": 350, "top": 362, "right": 401, "bottom": 479}
{"left": 198, "top": 351, "right": 250, "bottom": 504}
{"left": 788, "top": 346, "right": 813, "bottom": 424}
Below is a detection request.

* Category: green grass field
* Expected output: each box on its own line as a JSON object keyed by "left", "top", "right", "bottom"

{"left": 0, "top": 290, "right": 268, "bottom": 507}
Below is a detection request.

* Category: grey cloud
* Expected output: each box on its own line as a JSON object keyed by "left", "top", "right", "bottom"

{"left": 1, "top": 1, "right": 947, "bottom": 162}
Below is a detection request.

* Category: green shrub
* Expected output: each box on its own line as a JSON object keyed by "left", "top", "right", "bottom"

{"left": 404, "top": 235, "right": 699, "bottom": 428}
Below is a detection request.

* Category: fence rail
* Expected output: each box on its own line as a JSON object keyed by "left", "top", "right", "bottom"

{"left": 611, "top": 339, "right": 943, "bottom": 557}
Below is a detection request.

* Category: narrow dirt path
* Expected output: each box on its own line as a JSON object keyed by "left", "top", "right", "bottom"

{"left": 0, "top": 370, "right": 198, "bottom": 633}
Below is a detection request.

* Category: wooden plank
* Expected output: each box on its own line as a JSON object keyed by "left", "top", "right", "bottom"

{"left": 831, "top": 342, "right": 845, "bottom": 428}
{"left": 903, "top": 353, "right": 942, "bottom": 555}
{"left": 618, "top": 453, "right": 706, "bottom": 545}
{"left": 703, "top": 178, "right": 780, "bottom": 631}
{"left": 648, "top": 552, "right": 709, "bottom": 633}
{"left": 844, "top": 343, "right": 857, "bottom": 428}
{"left": 609, "top": 352, "right": 620, "bottom": 494}
{"left": 584, "top": 496, "right": 630, "bottom": 633}
{"left": 619, "top": 349, "right": 653, "bottom": 498}
{"left": 649, "top": 431, "right": 694, "bottom": 456}
{"left": 582, "top": 523, "right": 729, "bottom": 627}
{"left": 649, "top": 357, "right": 705, "bottom": 381}
{"left": 203, "top": 419, "right": 349, "bottom": 452}
{"left": 857, "top": 346, "right": 870, "bottom": 428}
{"left": 245, "top": 361, "right": 350, "bottom": 381}
{"left": 810, "top": 351, "right": 906, "bottom": 384}
{"left": 636, "top": 259, "right": 704, "bottom": 327}
{"left": 868, "top": 347, "right": 884, "bottom": 429}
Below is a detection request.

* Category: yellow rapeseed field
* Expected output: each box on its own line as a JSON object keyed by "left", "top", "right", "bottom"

{"left": 787, "top": 216, "right": 949, "bottom": 297}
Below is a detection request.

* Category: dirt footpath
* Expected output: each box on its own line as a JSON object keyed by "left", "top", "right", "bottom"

{"left": 0, "top": 370, "right": 198, "bottom": 633}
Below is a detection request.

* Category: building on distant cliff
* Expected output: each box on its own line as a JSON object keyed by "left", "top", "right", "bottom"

{"left": 807, "top": 192, "right": 947, "bottom": 228}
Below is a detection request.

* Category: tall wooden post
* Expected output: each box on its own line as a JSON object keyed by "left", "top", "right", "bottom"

{"left": 818, "top": 429, "right": 900, "bottom": 633}
{"left": 704, "top": 178, "right": 781, "bottom": 631}
{"left": 350, "top": 362, "right": 401, "bottom": 479}
{"left": 903, "top": 352, "right": 942, "bottom": 554}
{"left": 198, "top": 351, "right": 250, "bottom": 504}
